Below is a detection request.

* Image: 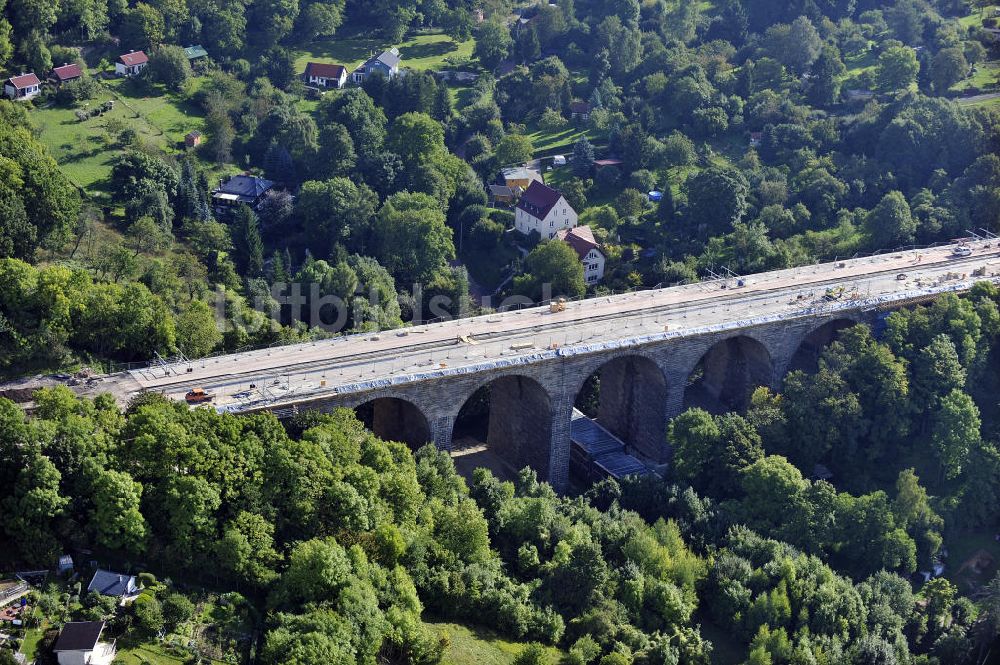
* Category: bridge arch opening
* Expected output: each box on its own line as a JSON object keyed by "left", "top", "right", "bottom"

{"left": 354, "top": 397, "right": 431, "bottom": 449}
{"left": 574, "top": 355, "right": 668, "bottom": 462}
{"left": 684, "top": 335, "right": 773, "bottom": 413}
{"left": 451, "top": 375, "right": 552, "bottom": 481}
{"left": 787, "top": 319, "right": 858, "bottom": 374}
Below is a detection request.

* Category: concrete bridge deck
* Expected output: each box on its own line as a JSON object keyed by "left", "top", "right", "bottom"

{"left": 111, "top": 240, "right": 1000, "bottom": 411}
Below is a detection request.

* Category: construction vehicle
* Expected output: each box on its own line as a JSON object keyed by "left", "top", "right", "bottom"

{"left": 549, "top": 297, "right": 567, "bottom": 313}
{"left": 823, "top": 286, "right": 845, "bottom": 301}
{"left": 184, "top": 387, "right": 214, "bottom": 404}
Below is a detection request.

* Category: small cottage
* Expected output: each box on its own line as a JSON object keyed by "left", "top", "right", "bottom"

{"left": 115, "top": 51, "right": 148, "bottom": 77}
{"left": 303, "top": 62, "right": 348, "bottom": 89}
{"left": 53, "top": 621, "right": 116, "bottom": 665}
{"left": 183, "top": 45, "right": 208, "bottom": 61}
{"left": 51, "top": 63, "right": 83, "bottom": 84}
{"left": 56, "top": 554, "right": 74, "bottom": 574}
{"left": 87, "top": 569, "right": 138, "bottom": 599}
{"left": 4, "top": 73, "right": 41, "bottom": 101}
{"left": 501, "top": 166, "right": 543, "bottom": 191}
{"left": 569, "top": 100, "right": 591, "bottom": 121}
{"left": 489, "top": 184, "right": 517, "bottom": 205}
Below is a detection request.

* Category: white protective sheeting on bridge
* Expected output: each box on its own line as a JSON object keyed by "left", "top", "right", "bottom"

{"left": 273, "top": 277, "right": 993, "bottom": 409}
{"left": 109, "top": 240, "right": 1000, "bottom": 411}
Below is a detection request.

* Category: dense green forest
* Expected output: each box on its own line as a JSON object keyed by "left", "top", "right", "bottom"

{"left": 1, "top": 0, "right": 1000, "bottom": 662}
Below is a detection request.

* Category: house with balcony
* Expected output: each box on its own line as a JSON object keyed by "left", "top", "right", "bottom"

{"left": 211, "top": 174, "right": 275, "bottom": 216}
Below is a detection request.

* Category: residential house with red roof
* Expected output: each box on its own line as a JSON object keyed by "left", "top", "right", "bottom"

{"left": 4, "top": 73, "right": 40, "bottom": 101}
{"left": 51, "top": 63, "right": 83, "bottom": 84}
{"left": 515, "top": 181, "right": 577, "bottom": 239}
{"left": 115, "top": 50, "right": 148, "bottom": 77}
{"left": 303, "top": 62, "right": 348, "bottom": 89}
{"left": 556, "top": 225, "right": 605, "bottom": 284}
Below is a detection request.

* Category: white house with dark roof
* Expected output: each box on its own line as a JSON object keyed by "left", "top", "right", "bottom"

{"left": 302, "top": 62, "right": 348, "bottom": 88}
{"left": 53, "top": 621, "right": 116, "bottom": 665}
{"left": 352, "top": 48, "right": 401, "bottom": 83}
{"left": 87, "top": 569, "right": 138, "bottom": 599}
{"left": 4, "top": 73, "right": 41, "bottom": 101}
{"left": 115, "top": 51, "right": 148, "bottom": 77}
{"left": 515, "top": 181, "right": 577, "bottom": 239}
{"left": 556, "top": 225, "right": 605, "bottom": 284}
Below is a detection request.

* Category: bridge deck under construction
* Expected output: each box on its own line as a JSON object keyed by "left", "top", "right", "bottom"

{"left": 93, "top": 240, "right": 1000, "bottom": 410}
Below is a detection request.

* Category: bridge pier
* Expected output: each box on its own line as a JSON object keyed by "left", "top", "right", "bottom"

{"left": 548, "top": 398, "right": 573, "bottom": 492}
{"left": 769, "top": 352, "right": 796, "bottom": 390}
{"left": 665, "top": 382, "right": 686, "bottom": 420}
{"left": 431, "top": 415, "right": 453, "bottom": 452}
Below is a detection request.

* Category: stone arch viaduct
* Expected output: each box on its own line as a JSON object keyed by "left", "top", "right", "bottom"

{"left": 111, "top": 241, "right": 1000, "bottom": 491}
{"left": 282, "top": 312, "right": 868, "bottom": 490}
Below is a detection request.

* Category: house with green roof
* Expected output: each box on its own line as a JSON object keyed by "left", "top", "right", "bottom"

{"left": 183, "top": 45, "right": 208, "bottom": 60}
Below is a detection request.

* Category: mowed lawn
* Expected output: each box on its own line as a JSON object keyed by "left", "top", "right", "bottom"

{"left": 115, "top": 644, "right": 188, "bottom": 665}
{"left": 843, "top": 44, "right": 878, "bottom": 80}
{"left": 30, "top": 85, "right": 167, "bottom": 192}
{"left": 115, "top": 642, "right": 235, "bottom": 665}
{"left": 526, "top": 123, "right": 603, "bottom": 156}
{"left": 959, "top": 7, "right": 996, "bottom": 29}
{"left": 952, "top": 60, "right": 1000, "bottom": 92}
{"left": 103, "top": 76, "right": 208, "bottom": 144}
{"left": 19, "top": 624, "right": 49, "bottom": 662}
{"left": 31, "top": 74, "right": 234, "bottom": 196}
{"left": 430, "top": 622, "right": 564, "bottom": 665}
{"left": 294, "top": 32, "right": 476, "bottom": 73}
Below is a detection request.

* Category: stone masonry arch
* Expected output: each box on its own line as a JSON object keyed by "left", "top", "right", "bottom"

{"left": 786, "top": 317, "right": 862, "bottom": 375}
{"left": 353, "top": 396, "right": 432, "bottom": 449}
{"left": 450, "top": 372, "right": 555, "bottom": 481}
{"left": 683, "top": 334, "right": 774, "bottom": 412}
{"left": 570, "top": 351, "right": 670, "bottom": 462}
